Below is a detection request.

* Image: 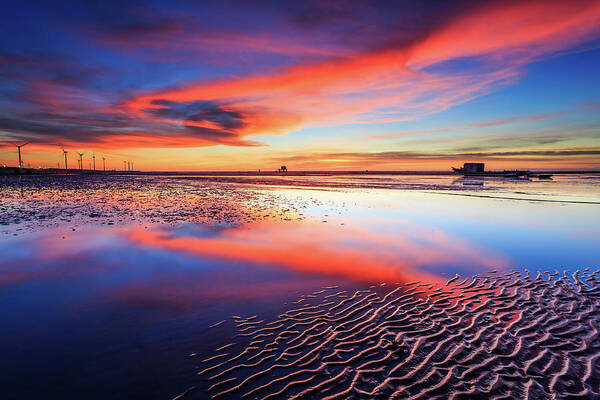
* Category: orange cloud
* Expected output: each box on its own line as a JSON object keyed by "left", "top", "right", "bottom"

{"left": 125, "top": 0, "right": 600, "bottom": 142}
{"left": 407, "top": 0, "right": 600, "bottom": 67}
{"left": 2, "top": 0, "right": 600, "bottom": 171}
{"left": 366, "top": 111, "right": 571, "bottom": 140}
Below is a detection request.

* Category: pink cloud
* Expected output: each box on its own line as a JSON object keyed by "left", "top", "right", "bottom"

{"left": 123, "top": 0, "right": 600, "bottom": 143}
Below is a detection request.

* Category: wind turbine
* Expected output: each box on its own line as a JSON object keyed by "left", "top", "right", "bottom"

{"left": 123, "top": 161, "right": 127, "bottom": 171}
{"left": 62, "top": 149, "right": 69, "bottom": 170}
{"left": 77, "top": 152, "right": 84, "bottom": 170}
{"left": 15, "top": 142, "right": 30, "bottom": 169}
{"left": 92, "top": 152, "right": 96, "bottom": 171}
{"left": 102, "top": 156, "right": 106, "bottom": 172}
{"left": 130, "top": 161, "right": 134, "bottom": 171}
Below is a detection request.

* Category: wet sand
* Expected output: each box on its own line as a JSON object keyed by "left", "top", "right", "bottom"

{"left": 188, "top": 269, "right": 600, "bottom": 399}
{"left": 2, "top": 173, "right": 599, "bottom": 236}
{"left": 0, "top": 174, "right": 305, "bottom": 235}
{"left": 1, "top": 173, "right": 599, "bottom": 399}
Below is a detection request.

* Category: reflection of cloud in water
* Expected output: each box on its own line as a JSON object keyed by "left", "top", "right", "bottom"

{"left": 129, "top": 220, "right": 509, "bottom": 285}
{"left": 0, "top": 219, "right": 508, "bottom": 294}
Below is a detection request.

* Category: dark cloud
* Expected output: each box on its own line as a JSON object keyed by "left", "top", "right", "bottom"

{"left": 454, "top": 136, "right": 570, "bottom": 153}
{"left": 0, "top": 51, "right": 29, "bottom": 65}
{"left": 274, "top": 149, "right": 600, "bottom": 163}
{"left": 25, "top": 112, "right": 132, "bottom": 129}
{"left": 458, "top": 150, "right": 600, "bottom": 157}
{"left": 108, "top": 20, "right": 182, "bottom": 38}
{"left": 0, "top": 0, "right": 597, "bottom": 156}
{"left": 0, "top": 115, "right": 126, "bottom": 144}
{"left": 287, "top": 4, "right": 358, "bottom": 29}
{"left": 277, "top": 0, "right": 482, "bottom": 50}
{"left": 43, "top": 0, "right": 183, "bottom": 38}
{"left": 0, "top": 7, "right": 257, "bottom": 149}
{"left": 149, "top": 100, "right": 246, "bottom": 131}
{"left": 0, "top": 110, "right": 261, "bottom": 148}
{"left": 183, "top": 125, "right": 262, "bottom": 147}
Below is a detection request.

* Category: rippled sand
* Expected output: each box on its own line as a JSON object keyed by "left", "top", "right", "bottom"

{"left": 186, "top": 269, "right": 600, "bottom": 400}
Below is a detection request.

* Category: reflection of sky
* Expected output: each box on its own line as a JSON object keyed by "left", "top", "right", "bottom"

{"left": 1, "top": 181, "right": 599, "bottom": 398}
{"left": 277, "top": 187, "right": 600, "bottom": 270}
{"left": 0, "top": 225, "right": 341, "bottom": 399}
{"left": 2, "top": 180, "right": 598, "bottom": 291}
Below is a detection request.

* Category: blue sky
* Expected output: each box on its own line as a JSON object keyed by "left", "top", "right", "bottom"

{"left": 0, "top": 0, "right": 599, "bottom": 170}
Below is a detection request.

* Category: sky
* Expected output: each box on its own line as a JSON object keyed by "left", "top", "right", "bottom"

{"left": 0, "top": 0, "right": 599, "bottom": 171}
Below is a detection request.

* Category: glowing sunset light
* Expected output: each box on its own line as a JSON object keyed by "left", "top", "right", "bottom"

{"left": 0, "top": 0, "right": 599, "bottom": 170}
{"left": 1, "top": 3, "right": 600, "bottom": 395}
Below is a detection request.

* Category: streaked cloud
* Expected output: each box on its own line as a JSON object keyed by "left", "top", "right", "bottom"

{"left": 0, "top": 0, "right": 599, "bottom": 168}
{"left": 270, "top": 148, "right": 600, "bottom": 169}
{"left": 128, "top": 0, "right": 600, "bottom": 140}
{"left": 366, "top": 112, "right": 571, "bottom": 141}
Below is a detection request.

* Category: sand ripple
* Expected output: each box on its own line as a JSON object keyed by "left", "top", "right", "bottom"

{"left": 184, "top": 269, "right": 600, "bottom": 399}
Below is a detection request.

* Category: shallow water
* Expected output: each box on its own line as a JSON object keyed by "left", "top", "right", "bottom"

{"left": 0, "top": 174, "right": 599, "bottom": 399}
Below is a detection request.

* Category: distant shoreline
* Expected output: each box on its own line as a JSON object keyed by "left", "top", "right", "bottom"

{"left": 1, "top": 166, "right": 600, "bottom": 176}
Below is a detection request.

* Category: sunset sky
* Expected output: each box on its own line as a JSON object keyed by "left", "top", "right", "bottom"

{"left": 0, "top": 0, "right": 599, "bottom": 171}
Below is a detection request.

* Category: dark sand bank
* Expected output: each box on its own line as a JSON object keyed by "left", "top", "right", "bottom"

{"left": 2, "top": 174, "right": 599, "bottom": 237}
{"left": 0, "top": 174, "right": 304, "bottom": 235}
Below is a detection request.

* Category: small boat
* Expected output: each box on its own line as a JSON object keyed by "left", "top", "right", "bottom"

{"left": 452, "top": 163, "right": 529, "bottom": 177}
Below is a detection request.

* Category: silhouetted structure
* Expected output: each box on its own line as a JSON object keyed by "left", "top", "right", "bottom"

{"left": 452, "top": 163, "right": 485, "bottom": 175}
{"left": 15, "top": 142, "right": 29, "bottom": 169}
{"left": 463, "top": 163, "right": 484, "bottom": 174}
{"left": 279, "top": 165, "right": 288, "bottom": 172}
{"left": 77, "top": 152, "right": 84, "bottom": 170}
{"left": 62, "top": 149, "right": 69, "bottom": 170}
{"left": 452, "top": 162, "right": 529, "bottom": 177}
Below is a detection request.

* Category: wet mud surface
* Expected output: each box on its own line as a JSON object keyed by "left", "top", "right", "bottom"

{"left": 0, "top": 175, "right": 304, "bottom": 235}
